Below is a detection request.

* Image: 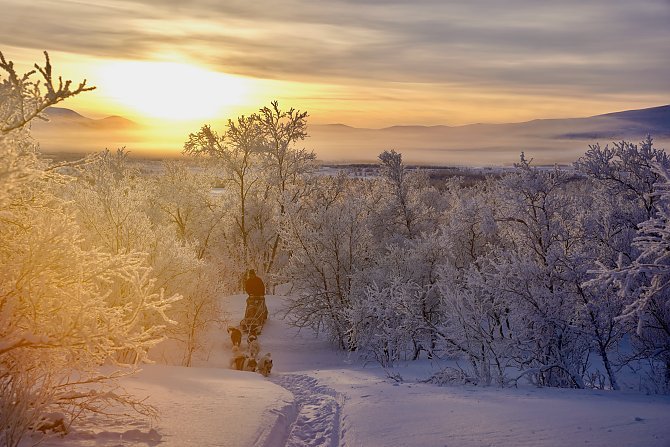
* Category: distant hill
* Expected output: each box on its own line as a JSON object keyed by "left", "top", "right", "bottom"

{"left": 559, "top": 105, "right": 670, "bottom": 139}
{"left": 601, "top": 104, "right": 670, "bottom": 128}
{"left": 33, "top": 107, "right": 138, "bottom": 130}
{"left": 31, "top": 107, "right": 144, "bottom": 155}
{"left": 30, "top": 105, "right": 670, "bottom": 166}
{"left": 41, "top": 107, "right": 86, "bottom": 120}
{"left": 306, "top": 104, "right": 670, "bottom": 165}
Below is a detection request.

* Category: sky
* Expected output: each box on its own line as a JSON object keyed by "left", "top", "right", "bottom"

{"left": 1, "top": 0, "right": 669, "bottom": 129}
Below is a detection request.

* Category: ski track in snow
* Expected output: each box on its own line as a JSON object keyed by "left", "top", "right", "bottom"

{"left": 269, "top": 373, "right": 345, "bottom": 447}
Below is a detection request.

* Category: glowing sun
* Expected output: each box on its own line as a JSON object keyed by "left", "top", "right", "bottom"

{"left": 98, "top": 60, "right": 250, "bottom": 120}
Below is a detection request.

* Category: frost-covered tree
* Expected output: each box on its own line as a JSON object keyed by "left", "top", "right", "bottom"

{"left": 575, "top": 137, "right": 669, "bottom": 222}
{"left": 590, "top": 161, "right": 670, "bottom": 391}
{"left": 438, "top": 179, "right": 498, "bottom": 269}
{"left": 257, "top": 100, "right": 313, "bottom": 206}
{"left": 1, "top": 50, "right": 94, "bottom": 134}
{"left": 353, "top": 236, "right": 449, "bottom": 364}
{"left": 561, "top": 179, "right": 630, "bottom": 390}
{"left": 256, "top": 101, "right": 316, "bottom": 276}
{"left": 67, "top": 150, "right": 225, "bottom": 366}
{"left": 377, "top": 149, "right": 418, "bottom": 239}
{"left": 438, "top": 155, "right": 592, "bottom": 388}
{"left": 68, "top": 148, "right": 154, "bottom": 255}
{"left": 327, "top": 151, "right": 446, "bottom": 364}
{"left": 497, "top": 156, "right": 590, "bottom": 387}
{"left": 431, "top": 180, "right": 516, "bottom": 385}
{"left": 148, "top": 163, "right": 228, "bottom": 365}
{"left": 437, "top": 253, "right": 519, "bottom": 386}
{"left": 0, "top": 51, "right": 179, "bottom": 446}
{"left": 279, "top": 151, "right": 447, "bottom": 362}
{"left": 184, "top": 116, "right": 265, "bottom": 269}
{"left": 375, "top": 150, "right": 439, "bottom": 242}
{"left": 279, "top": 174, "right": 374, "bottom": 349}
{"left": 150, "top": 160, "right": 225, "bottom": 260}
{"left": 575, "top": 138, "right": 670, "bottom": 390}
{"left": 184, "top": 102, "right": 314, "bottom": 285}
{"left": 1, "top": 207, "right": 178, "bottom": 442}
{"left": 354, "top": 279, "right": 430, "bottom": 367}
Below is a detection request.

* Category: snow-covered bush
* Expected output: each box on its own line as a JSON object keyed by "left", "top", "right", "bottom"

{"left": 279, "top": 174, "right": 375, "bottom": 349}
{"left": 353, "top": 277, "right": 435, "bottom": 366}
{"left": 1, "top": 51, "right": 181, "bottom": 445}
{"left": 65, "top": 150, "right": 226, "bottom": 366}
{"left": 0, "top": 126, "right": 174, "bottom": 446}
{"left": 434, "top": 156, "right": 618, "bottom": 388}
{"left": 575, "top": 136, "right": 669, "bottom": 221}
{"left": 589, "top": 161, "right": 670, "bottom": 392}
{"left": 279, "top": 140, "right": 670, "bottom": 391}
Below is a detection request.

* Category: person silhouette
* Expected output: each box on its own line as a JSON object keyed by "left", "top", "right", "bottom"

{"left": 242, "top": 269, "right": 268, "bottom": 333}
{"left": 244, "top": 269, "right": 265, "bottom": 297}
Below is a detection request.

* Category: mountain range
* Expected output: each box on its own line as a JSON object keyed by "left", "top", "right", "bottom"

{"left": 307, "top": 104, "right": 670, "bottom": 165}
{"left": 33, "top": 107, "right": 138, "bottom": 130}
{"left": 31, "top": 105, "right": 670, "bottom": 166}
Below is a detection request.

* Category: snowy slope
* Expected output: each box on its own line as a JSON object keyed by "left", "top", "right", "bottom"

{"left": 33, "top": 293, "right": 670, "bottom": 447}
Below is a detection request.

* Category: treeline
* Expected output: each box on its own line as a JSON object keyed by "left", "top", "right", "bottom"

{"left": 279, "top": 144, "right": 670, "bottom": 394}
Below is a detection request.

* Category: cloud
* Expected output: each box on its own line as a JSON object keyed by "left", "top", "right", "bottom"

{"left": 2, "top": 0, "right": 668, "bottom": 120}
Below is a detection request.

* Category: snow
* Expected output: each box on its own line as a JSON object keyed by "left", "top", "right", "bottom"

{"left": 31, "top": 294, "right": 670, "bottom": 447}
{"left": 122, "top": 366, "right": 292, "bottom": 446}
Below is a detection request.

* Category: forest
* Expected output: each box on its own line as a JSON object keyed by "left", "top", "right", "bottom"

{"left": 2, "top": 52, "right": 670, "bottom": 446}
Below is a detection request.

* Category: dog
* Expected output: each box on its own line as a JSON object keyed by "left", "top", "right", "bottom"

{"left": 243, "top": 356, "right": 257, "bottom": 372}
{"left": 230, "top": 346, "right": 247, "bottom": 371}
{"left": 248, "top": 334, "right": 261, "bottom": 358}
{"left": 227, "top": 326, "right": 242, "bottom": 348}
{"left": 256, "top": 353, "right": 273, "bottom": 377}
{"left": 34, "top": 412, "right": 67, "bottom": 434}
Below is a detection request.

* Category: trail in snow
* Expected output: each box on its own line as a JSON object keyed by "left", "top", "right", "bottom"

{"left": 269, "top": 374, "right": 345, "bottom": 447}
{"left": 30, "top": 293, "right": 670, "bottom": 447}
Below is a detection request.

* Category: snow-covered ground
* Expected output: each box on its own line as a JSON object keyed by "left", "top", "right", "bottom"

{"left": 32, "top": 294, "right": 670, "bottom": 447}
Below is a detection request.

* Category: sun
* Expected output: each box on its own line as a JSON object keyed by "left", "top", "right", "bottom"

{"left": 97, "top": 60, "right": 250, "bottom": 121}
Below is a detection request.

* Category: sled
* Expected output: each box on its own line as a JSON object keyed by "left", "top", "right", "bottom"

{"left": 240, "top": 295, "right": 268, "bottom": 334}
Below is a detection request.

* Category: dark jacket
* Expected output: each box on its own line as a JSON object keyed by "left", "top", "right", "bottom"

{"left": 245, "top": 274, "right": 265, "bottom": 296}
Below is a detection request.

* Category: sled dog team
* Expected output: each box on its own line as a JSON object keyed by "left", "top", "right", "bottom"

{"left": 227, "top": 269, "right": 273, "bottom": 377}
{"left": 227, "top": 326, "right": 273, "bottom": 376}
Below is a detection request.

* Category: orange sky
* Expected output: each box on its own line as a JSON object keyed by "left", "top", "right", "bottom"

{"left": 2, "top": 1, "right": 668, "bottom": 131}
